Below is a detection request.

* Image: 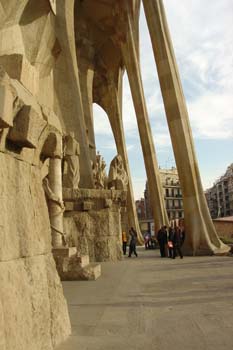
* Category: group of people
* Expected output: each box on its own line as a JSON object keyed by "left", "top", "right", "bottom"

{"left": 122, "top": 225, "right": 185, "bottom": 260}
{"left": 122, "top": 227, "right": 138, "bottom": 257}
{"left": 157, "top": 225, "right": 185, "bottom": 259}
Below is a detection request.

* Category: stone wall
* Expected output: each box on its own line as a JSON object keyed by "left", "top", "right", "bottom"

{"left": 63, "top": 189, "right": 125, "bottom": 262}
{"left": 213, "top": 219, "right": 233, "bottom": 240}
{"left": 0, "top": 151, "right": 71, "bottom": 349}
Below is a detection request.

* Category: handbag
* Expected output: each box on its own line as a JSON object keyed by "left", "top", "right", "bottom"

{"left": 168, "top": 241, "right": 173, "bottom": 248}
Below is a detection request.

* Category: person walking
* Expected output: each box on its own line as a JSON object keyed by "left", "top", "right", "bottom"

{"left": 122, "top": 231, "right": 127, "bottom": 255}
{"left": 168, "top": 225, "right": 175, "bottom": 258}
{"left": 172, "top": 226, "right": 185, "bottom": 259}
{"left": 157, "top": 226, "right": 168, "bottom": 258}
{"left": 128, "top": 227, "right": 138, "bottom": 257}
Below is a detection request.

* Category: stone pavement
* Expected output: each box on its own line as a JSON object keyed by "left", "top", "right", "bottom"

{"left": 56, "top": 247, "right": 233, "bottom": 350}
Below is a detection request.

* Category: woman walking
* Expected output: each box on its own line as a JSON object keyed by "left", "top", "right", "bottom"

{"left": 128, "top": 227, "right": 138, "bottom": 257}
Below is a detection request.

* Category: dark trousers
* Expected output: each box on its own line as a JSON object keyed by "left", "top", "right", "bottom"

{"left": 128, "top": 244, "right": 137, "bottom": 257}
{"left": 173, "top": 245, "right": 183, "bottom": 259}
{"left": 122, "top": 242, "right": 127, "bottom": 255}
{"left": 159, "top": 243, "right": 166, "bottom": 257}
{"left": 168, "top": 247, "right": 173, "bottom": 258}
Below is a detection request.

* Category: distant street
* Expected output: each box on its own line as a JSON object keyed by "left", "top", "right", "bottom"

{"left": 57, "top": 247, "right": 233, "bottom": 350}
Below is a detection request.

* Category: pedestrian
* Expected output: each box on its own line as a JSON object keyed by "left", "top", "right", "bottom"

{"left": 122, "top": 231, "right": 127, "bottom": 255}
{"left": 168, "top": 225, "right": 175, "bottom": 258}
{"left": 144, "top": 231, "right": 151, "bottom": 249}
{"left": 172, "top": 226, "right": 185, "bottom": 259}
{"left": 128, "top": 227, "right": 138, "bottom": 257}
{"left": 157, "top": 226, "right": 168, "bottom": 257}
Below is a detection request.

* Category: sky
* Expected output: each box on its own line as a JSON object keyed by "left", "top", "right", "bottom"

{"left": 93, "top": 0, "right": 233, "bottom": 199}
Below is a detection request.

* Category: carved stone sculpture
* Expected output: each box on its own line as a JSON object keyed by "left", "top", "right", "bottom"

{"left": 108, "top": 154, "right": 128, "bottom": 191}
{"left": 92, "top": 152, "right": 107, "bottom": 189}
{"left": 63, "top": 132, "right": 80, "bottom": 190}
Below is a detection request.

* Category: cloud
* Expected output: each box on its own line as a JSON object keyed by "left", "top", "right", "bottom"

{"left": 131, "top": 177, "right": 146, "bottom": 199}
{"left": 161, "top": 0, "right": 233, "bottom": 141}
{"left": 188, "top": 93, "right": 233, "bottom": 139}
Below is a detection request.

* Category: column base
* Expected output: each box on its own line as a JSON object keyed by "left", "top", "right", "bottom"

{"left": 52, "top": 247, "right": 101, "bottom": 281}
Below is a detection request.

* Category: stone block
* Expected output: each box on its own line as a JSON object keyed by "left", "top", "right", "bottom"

{"left": 54, "top": 253, "right": 101, "bottom": 281}
{"left": 0, "top": 84, "right": 14, "bottom": 128}
{"left": 82, "top": 201, "right": 93, "bottom": 211}
{"left": 104, "top": 198, "right": 113, "bottom": 208}
{"left": 8, "top": 105, "right": 46, "bottom": 148}
{"left": 0, "top": 54, "right": 39, "bottom": 95}
{"left": 52, "top": 247, "right": 77, "bottom": 258}
{"left": 76, "top": 254, "right": 90, "bottom": 267}
{"left": 84, "top": 263, "right": 101, "bottom": 280}
{"left": 65, "top": 201, "right": 75, "bottom": 211}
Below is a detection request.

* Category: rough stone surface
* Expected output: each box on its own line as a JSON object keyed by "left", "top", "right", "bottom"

{"left": 64, "top": 209, "right": 122, "bottom": 263}
{"left": 8, "top": 105, "right": 46, "bottom": 148}
{"left": 0, "top": 152, "right": 51, "bottom": 261}
{"left": 63, "top": 189, "right": 124, "bottom": 262}
{"left": 0, "top": 150, "right": 71, "bottom": 349}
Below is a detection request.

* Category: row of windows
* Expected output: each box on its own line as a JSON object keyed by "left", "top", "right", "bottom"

{"left": 165, "top": 188, "right": 182, "bottom": 197}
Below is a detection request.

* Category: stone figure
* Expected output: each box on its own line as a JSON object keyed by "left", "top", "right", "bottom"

{"left": 43, "top": 176, "right": 67, "bottom": 246}
{"left": 63, "top": 132, "right": 80, "bottom": 189}
{"left": 43, "top": 177, "right": 65, "bottom": 210}
{"left": 92, "top": 152, "right": 107, "bottom": 189}
{"left": 108, "top": 154, "right": 128, "bottom": 190}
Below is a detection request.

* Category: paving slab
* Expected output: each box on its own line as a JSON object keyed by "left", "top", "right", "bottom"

{"left": 56, "top": 247, "right": 233, "bottom": 350}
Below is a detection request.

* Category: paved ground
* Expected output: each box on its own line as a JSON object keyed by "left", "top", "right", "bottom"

{"left": 57, "top": 247, "right": 233, "bottom": 350}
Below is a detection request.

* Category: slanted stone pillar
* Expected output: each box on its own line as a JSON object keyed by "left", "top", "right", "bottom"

{"left": 104, "top": 75, "right": 144, "bottom": 243}
{"left": 55, "top": 0, "right": 94, "bottom": 188}
{"left": 143, "top": 0, "right": 229, "bottom": 254}
{"left": 49, "top": 156, "right": 64, "bottom": 247}
{"left": 120, "top": 10, "right": 168, "bottom": 232}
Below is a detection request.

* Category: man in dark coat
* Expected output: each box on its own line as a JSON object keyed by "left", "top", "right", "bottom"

{"left": 157, "top": 226, "right": 168, "bottom": 257}
{"left": 172, "top": 226, "right": 185, "bottom": 259}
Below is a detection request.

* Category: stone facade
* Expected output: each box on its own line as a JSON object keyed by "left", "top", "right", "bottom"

{"left": 205, "top": 164, "right": 233, "bottom": 219}
{"left": 0, "top": 1, "right": 230, "bottom": 349}
{"left": 135, "top": 198, "right": 146, "bottom": 220}
{"left": 0, "top": 70, "right": 71, "bottom": 349}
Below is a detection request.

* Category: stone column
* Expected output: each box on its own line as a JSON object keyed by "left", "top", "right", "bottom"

{"left": 120, "top": 10, "right": 168, "bottom": 232}
{"left": 54, "top": 0, "right": 94, "bottom": 188}
{"left": 143, "top": 0, "right": 229, "bottom": 254}
{"left": 104, "top": 74, "right": 144, "bottom": 243}
{"left": 48, "top": 157, "right": 64, "bottom": 247}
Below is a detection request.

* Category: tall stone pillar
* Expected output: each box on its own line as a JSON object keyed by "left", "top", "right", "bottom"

{"left": 48, "top": 157, "right": 64, "bottom": 247}
{"left": 78, "top": 61, "right": 96, "bottom": 162}
{"left": 143, "top": 0, "right": 229, "bottom": 254}
{"left": 120, "top": 10, "right": 168, "bottom": 232}
{"left": 54, "top": 0, "right": 94, "bottom": 188}
{"left": 104, "top": 73, "right": 144, "bottom": 243}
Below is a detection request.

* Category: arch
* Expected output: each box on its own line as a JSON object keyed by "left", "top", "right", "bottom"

{"left": 93, "top": 103, "right": 117, "bottom": 168}
{"left": 34, "top": 124, "right": 62, "bottom": 166}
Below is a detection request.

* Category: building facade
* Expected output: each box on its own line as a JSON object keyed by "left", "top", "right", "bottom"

{"left": 205, "top": 164, "right": 233, "bottom": 219}
{"left": 144, "top": 167, "right": 184, "bottom": 221}
{"left": 135, "top": 198, "right": 146, "bottom": 220}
